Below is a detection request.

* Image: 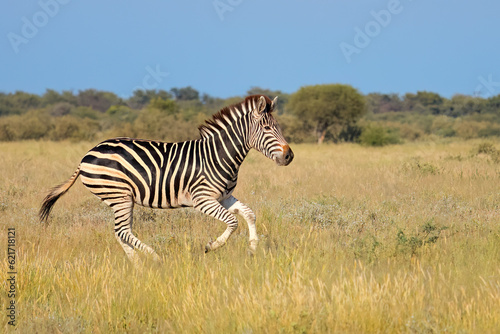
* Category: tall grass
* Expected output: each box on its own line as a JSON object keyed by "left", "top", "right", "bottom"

{"left": 1, "top": 139, "right": 499, "bottom": 333}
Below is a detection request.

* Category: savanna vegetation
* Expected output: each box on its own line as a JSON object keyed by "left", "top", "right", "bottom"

{"left": 1, "top": 84, "right": 499, "bottom": 332}
{"left": 1, "top": 85, "right": 500, "bottom": 145}
{"left": 0, "top": 139, "right": 499, "bottom": 332}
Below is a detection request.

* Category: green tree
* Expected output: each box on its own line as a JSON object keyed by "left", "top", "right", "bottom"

{"left": 403, "top": 91, "right": 444, "bottom": 114}
{"left": 201, "top": 93, "right": 226, "bottom": 112}
{"left": 77, "top": 89, "right": 122, "bottom": 112}
{"left": 105, "top": 105, "right": 138, "bottom": 123}
{"left": 0, "top": 91, "right": 42, "bottom": 115}
{"left": 127, "top": 89, "right": 172, "bottom": 110}
{"left": 148, "top": 97, "right": 179, "bottom": 114}
{"left": 442, "top": 94, "right": 485, "bottom": 117}
{"left": 365, "top": 93, "right": 403, "bottom": 114}
{"left": 41, "top": 89, "right": 63, "bottom": 106}
{"left": 132, "top": 97, "right": 199, "bottom": 141}
{"left": 170, "top": 86, "right": 199, "bottom": 101}
{"left": 288, "top": 84, "right": 366, "bottom": 144}
{"left": 49, "top": 102, "right": 73, "bottom": 116}
{"left": 486, "top": 94, "right": 500, "bottom": 114}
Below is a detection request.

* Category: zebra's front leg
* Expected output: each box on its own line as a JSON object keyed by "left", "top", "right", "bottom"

{"left": 193, "top": 197, "right": 238, "bottom": 253}
{"left": 221, "top": 196, "right": 259, "bottom": 253}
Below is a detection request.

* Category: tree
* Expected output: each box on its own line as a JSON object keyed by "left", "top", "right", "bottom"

{"left": 0, "top": 91, "right": 42, "bottom": 115}
{"left": 442, "top": 94, "right": 485, "bottom": 117}
{"left": 77, "top": 89, "right": 122, "bottom": 112}
{"left": 42, "top": 89, "right": 63, "bottom": 106}
{"left": 170, "top": 86, "right": 199, "bottom": 101}
{"left": 127, "top": 89, "right": 172, "bottom": 110}
{"left": 486, "top": 94, "right": 500, "bottom": 114}
{"left": 201, "top": 93, "right": 226, "bottom": 112}
{"left": 365, "top": 93, "right": 403, "bottom": 114}
{"left": 49, "top": 102, "right": 73, "bottom": 116}
{"left": 403, "top": 91, "right": 444, "bottom": 114}
{"left": 288, "top": 84, "right": 366, "bottom": 144}
{"left": 42, "top": 89, "right": 78, "bottom": 108}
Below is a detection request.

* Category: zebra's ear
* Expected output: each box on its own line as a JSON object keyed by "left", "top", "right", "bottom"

{"left": 256, "top": 96, "right": 267, "bottom": 114}
{"left": 270, "top": 96, "right": 278, "bottom": 112}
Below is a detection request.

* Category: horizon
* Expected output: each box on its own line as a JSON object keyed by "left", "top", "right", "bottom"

{"left": 0, "top": 85, "right": 496, "bottom": 101}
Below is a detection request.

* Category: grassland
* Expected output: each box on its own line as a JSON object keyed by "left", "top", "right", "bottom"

{"left": 1, "top": 139, "right": 499, "bottom": 333}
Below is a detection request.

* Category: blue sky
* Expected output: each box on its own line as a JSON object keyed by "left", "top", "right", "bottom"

{"left": 1, "top": 0, "right": 499, "bottom": 99}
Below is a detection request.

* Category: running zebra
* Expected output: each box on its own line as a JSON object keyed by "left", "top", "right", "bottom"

{"left": 39, "top": 95, "right": 294, "bottom": 262}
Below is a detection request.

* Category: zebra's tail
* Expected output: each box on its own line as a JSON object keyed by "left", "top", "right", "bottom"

{"left": 39, "top": 166, "right": 81, "bottom": 223}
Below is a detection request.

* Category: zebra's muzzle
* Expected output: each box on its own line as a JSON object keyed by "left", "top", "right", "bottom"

{"left": 275, "top": 145, "right": 294, "bottom": 166}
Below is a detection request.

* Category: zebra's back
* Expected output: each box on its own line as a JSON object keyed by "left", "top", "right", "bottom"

{"left": 80, "top": 138, "right": 199, "bottom": 209}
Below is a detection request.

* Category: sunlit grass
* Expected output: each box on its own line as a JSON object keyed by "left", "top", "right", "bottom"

{"left": 1, "top": 139, "right": 499, "bottom": 332}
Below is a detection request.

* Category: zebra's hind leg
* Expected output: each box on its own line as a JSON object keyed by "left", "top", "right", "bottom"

{"left": 111, "top": 196, "right": 160, "bottom": 262}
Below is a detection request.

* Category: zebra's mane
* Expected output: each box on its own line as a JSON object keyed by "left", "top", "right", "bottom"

{"left": 198, "top": 95, "right": 274, "bottom": 139}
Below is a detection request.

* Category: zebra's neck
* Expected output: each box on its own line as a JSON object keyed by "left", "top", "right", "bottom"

{"left": 197, "top": 99, "right": 256, "bottom": 174}
{"left": 201, "top": 117, "right": 251, "bottom": 178}
{"left": 198, "top": 97, "right": 258, "bottom": 140}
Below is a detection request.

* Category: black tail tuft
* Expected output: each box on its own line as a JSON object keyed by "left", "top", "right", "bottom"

{"left": 39, "top": 166, "right": 81, "bottom": 223}
{"left": 39, "top": 188, "right": 63, "bottom": 223}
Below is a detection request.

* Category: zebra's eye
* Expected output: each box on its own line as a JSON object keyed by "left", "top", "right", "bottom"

{"left": 263, "top": 125, "right": 271, "bottom": 131}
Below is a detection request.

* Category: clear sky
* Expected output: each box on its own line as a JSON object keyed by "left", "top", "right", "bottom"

{"left": 1, "top": 0, "right": 499, "bottom": 99}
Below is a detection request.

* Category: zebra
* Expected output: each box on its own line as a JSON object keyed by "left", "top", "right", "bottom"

{"left": 39, "top": 95, "right": 294, "bottom": 262}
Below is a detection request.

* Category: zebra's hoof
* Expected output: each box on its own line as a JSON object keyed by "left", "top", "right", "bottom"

{"left": 205, "top": 241, "right": 213, "bottom": 253}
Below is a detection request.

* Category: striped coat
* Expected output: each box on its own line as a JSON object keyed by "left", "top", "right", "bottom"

{"left": 40, "top": 95, "right": 293, "bottom": 262}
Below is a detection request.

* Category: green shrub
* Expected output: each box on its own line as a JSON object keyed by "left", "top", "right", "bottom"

{"left": 359, "top": 124, "right": 401, "bottom": 146}
{"left": 473, "top": 142, "right": 499, "bottom": 163}
{"left": 478, "top": 126, "right": 500, "bottom": 138}
{"left": 430, "top": 115, "right": 456, "bottom": 137}
{"left": 50, "top": 115, "right": 99, "bottom": 141}
{"left": 390, "top": 123, "right": 423, "bottom": 141}
{"left": 0, "top": 111, "right": 50, "bottom": 140}
{"left": 104, "top": 105, "right": 139, "bottom": 128}
{"left": 132, "top": 108, "right": 199, "bottom": 142}
{"left": 453, "top": 120, "right": 489, "bottom": 139}
{"left": 0, "top": 116, "right": 23, "bottom": 140}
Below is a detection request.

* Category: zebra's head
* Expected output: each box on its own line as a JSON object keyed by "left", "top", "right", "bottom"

{"left": 249, "top": 95, "right": 294, "bottom": 166}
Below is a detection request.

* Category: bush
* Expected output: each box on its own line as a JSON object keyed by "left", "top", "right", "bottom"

{"left": 105, "top": 105, "right": 139, "bottom": 124}
{"left": 50, "top": 115, "right": 99, "bottom": 141}
{"left": 0, "top": 116, "right": 23, "bottom": 140}
{"left": 453, "top": 120, "right": 491, "bottom": 139}
{"left": 389, "top": 122, "right": 423, "bottom": 141}
{"left": 478, "top": 126, "right": 500, "bottom": 138}
{"left": 49, "top": 102, "right": 73, "bottom": 116}
{"left": 0, "top": 111, "right": 50, "bottom": 140}
{"left": 431, "top": 115, "right": 456, "bottom": 137}
{"left": 133, "top": 108, "right": 199, "bottom": 142}
{"left": 473, "top": 142, "right": 499, "bottom": 163}
{"left": 359, "top": 124, "right": 401, "bottom": 146}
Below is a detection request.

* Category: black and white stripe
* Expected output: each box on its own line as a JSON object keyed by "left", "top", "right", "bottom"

{"left": 40, "top": 95, "right": 293, "bottom": 261}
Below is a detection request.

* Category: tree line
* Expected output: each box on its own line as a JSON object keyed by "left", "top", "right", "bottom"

{"left": 0, "top": 85, "right": 499, "bottom": 145}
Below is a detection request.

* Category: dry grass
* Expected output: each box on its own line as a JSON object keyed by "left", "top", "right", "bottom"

{"left": 1, "top": 139, "right": 499, "bottom": 333}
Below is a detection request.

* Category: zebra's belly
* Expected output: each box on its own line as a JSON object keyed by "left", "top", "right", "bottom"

{"left": 135, "top": 190, "right": 194, "bottom": 209}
